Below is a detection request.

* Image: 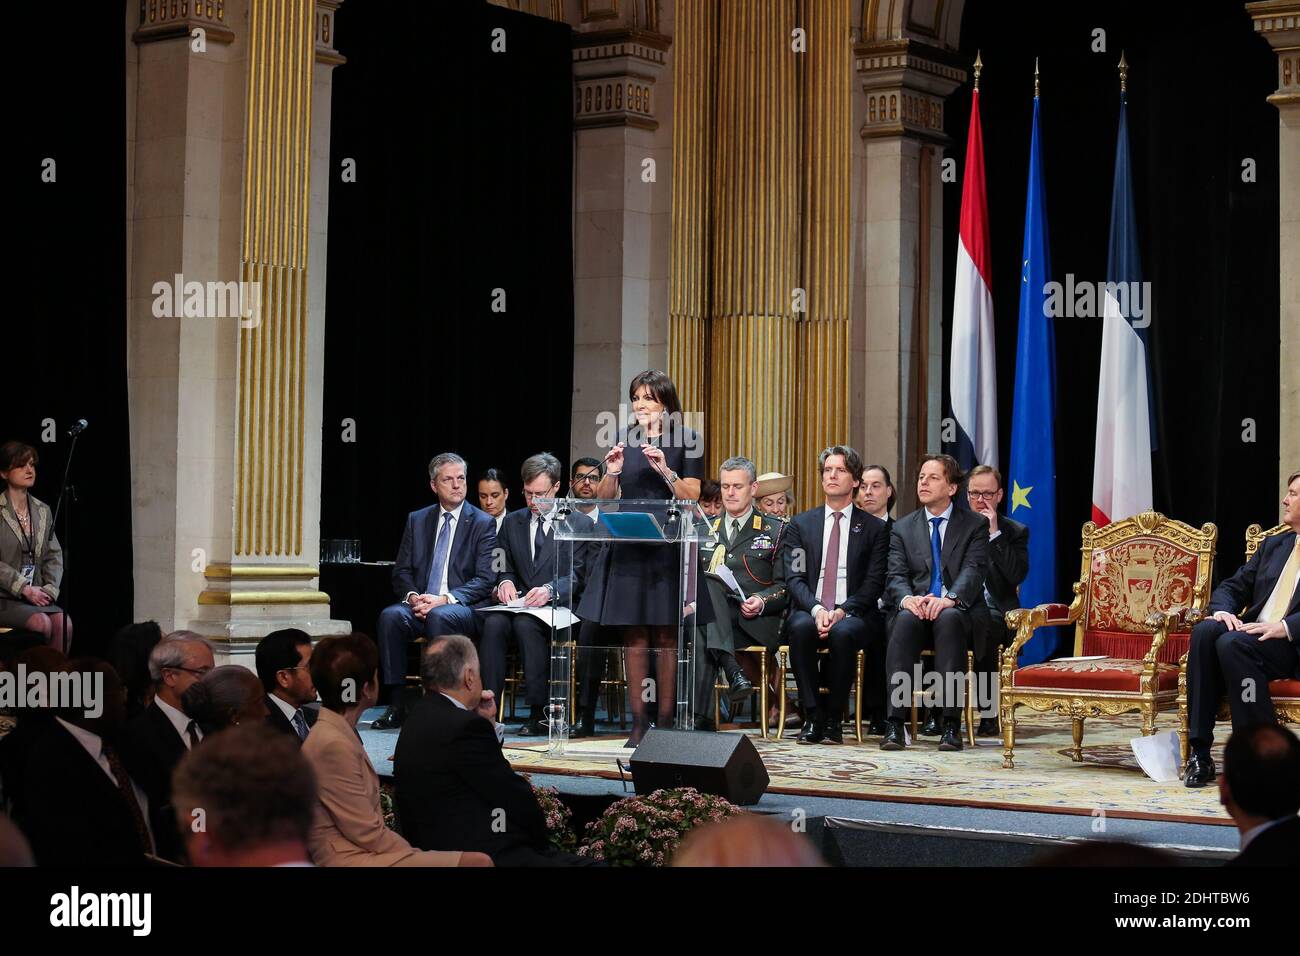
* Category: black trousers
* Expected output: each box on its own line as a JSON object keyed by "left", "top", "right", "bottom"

{"left": 478, "top": 613, "right": 555, "bottom": 711}
{"left": 971, "top": 605, "right": 1002, "bottom": 715}
{"left": 787, "top": 611, "right": 875, "bottom": 723}
{"left": 885, "top": 607, "right": 971, "bottom": 720}
{"left": 575, "top": 620, "right": 608, "bottom": 711}
{"left": 1187, "top": 617, "right": 1300, "bottom": 754}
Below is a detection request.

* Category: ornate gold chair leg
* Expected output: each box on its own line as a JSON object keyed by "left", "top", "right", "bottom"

{"left": 1177, "top": 659, "right": 1190, "bottom": 768}
{"left": 1070, "top": 717, "right": 1085, "bottom": 762}
{"left": 910, "top": 690, "right": 921, "bottom": 743}
{"left": 760, "top": 651, "right": 769, "bottom": 741}
{"left": 776, "top": 647, "right": 788, "bottom": 740}
{"left": 1001, "top": 699, "right": 1016, "bottom": 769}
{"left": 854, "top": 650, "right": 864, "bottom": 743}
{"left": 714, "top": 678, "right": 721, "bottom": 728}
{"left": 964, "top": 649, "right": 976, "bottom": 748}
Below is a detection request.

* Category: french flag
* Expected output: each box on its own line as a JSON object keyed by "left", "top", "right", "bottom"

{"left": 949, "top": 82, "right": 998, "bottom": 472}
{"left": 1092, "top": 87, "right": 1153, "bottom": 526}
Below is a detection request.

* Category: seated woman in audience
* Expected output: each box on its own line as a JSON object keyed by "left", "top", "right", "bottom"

{"left": 182, "top": 665, "right": 269, "bottom": 735}
{"left": 0, "top": 442, "right": 72, "bottom": 653}
{"left": 301, "top": 634, "right": 490, "bottom": 867}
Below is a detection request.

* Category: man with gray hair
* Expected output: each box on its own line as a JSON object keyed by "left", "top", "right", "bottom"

{"left": 394, "top": 636, "right": 593, "bottom": 866}
{"left": 373, "top": 452, "right": 498, "bottom": 729}
{"left": 477, "top": 452, "right": 592, "bottom": 736}
{"left": 119, "top": 630, "right": 215, "bottom": 861}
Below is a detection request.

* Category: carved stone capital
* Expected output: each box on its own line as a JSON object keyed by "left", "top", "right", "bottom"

{"left": 317, "top": 0, "right": 346, "bottom": 66}
{"left": 572, "top": 28, "right": 671, "bottom": 131}
{"left": 856, "top": 38, "right": 966, "bottom": 144}
{"left": 1247, "top": 1, "right": 1300, "bottom": 107}
{"left": 134, "top": 0, "right": 235, "bottom": 46}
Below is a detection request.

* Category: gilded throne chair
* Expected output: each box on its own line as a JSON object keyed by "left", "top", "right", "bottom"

{"left": 998, "top": 511, "right": 1217, "bottom": 769}
{"left": 1176, "top": 523, "right": 1300, "bottom": 763}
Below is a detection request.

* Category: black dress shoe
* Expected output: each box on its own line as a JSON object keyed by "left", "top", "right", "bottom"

{"left": 693, "top": 715, "right": 717, "bottom": 732}
{"left": 821, "top": 721, "right": 844, "bottom": 745}
{"left": 725, "top": 672, "right": 754, "bottom": 703}
{"left": 921, "top": 711, "right": 941, "bottom": 736}
{"left": 370, "top": 705, "right": 403, "bottom": 730}
{"left": 880, "top": 720, "right": 906, "bottom": 751}
{"left": 977, "top": 717, "right": 1000, "bottom": 738}
{"left": 1183, "top": 752, "right": 1217, "bottom": 788}
{"left": 570, "top": 710, "right": 596, "bottom": 738}
{"left": 516, "top": 716, "right": 549, "bottom": 736}
{"left": 797, "top": 720, "right": 825, "bottom": 745}
{"left": 867, "top": 718, "right": 887, "bottom": 737}
{"left": 938, "top": 720, "right": 963, "bottom": 752}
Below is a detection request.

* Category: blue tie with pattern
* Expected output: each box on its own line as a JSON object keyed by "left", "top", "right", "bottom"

{"left": 929, "top": 516, "right": 944, "bottom": 597}
{"left": 426, "top": 511, "right": 453, "bottom": 595}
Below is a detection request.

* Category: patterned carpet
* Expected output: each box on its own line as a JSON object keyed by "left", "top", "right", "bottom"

{"left": 504, "top": 712, "right": 1232, "bottom": 826}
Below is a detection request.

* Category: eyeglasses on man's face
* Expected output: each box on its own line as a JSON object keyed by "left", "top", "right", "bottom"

{"left": 967, "top": 490, "right": 1000, "bottom": 501}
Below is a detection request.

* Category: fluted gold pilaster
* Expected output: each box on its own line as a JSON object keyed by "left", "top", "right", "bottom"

{"left": 236, "top": 0, "right": 314, "bottom": 557}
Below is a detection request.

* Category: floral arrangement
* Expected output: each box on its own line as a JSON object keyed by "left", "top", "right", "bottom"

{"left": 530, "top": 783, "right": 578, "bottom": 852}
{"left": 577, "top": 787, "right": 742, "bottom": 866}
{"left": 379, "top": 783, "right": 398, "bottom": 832}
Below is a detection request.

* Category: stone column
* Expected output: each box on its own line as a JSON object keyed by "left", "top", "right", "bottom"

{"left": 851, "top": 36, "right": 963, "bottom": 512}
{"left": 1247, "top": 1, "right": 1300, "bottom": 486}
{"left": 128, "top": 0, "right": 349, "bottom": 664}
{"left": 567, "top": 1, "right": 675, "bottom": 461}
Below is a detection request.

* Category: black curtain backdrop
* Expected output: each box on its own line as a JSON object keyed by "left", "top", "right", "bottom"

{"left": 941, "top": 0, "right": 1281, "bottom": 598}
{"left": 321, "top": 0, "right": 575, "bottom": 561}
{"left": 1, "top": 3, "right": 132, "bottom": 657}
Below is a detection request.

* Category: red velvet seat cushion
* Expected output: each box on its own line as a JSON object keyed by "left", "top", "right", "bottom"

{"left": 1012, "top": 658, "right": 1179, "bottom": 693}
{"left": 1269, "top": 679, "right": 1300, "bottom": 700}
{"left": 1081, "top": 629, "right": 1190, "bottom": 665}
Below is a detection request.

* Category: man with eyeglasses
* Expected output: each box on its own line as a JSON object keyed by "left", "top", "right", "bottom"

{"left": 119, "top": 630, "right": 215, "bottom": 861}
{"left": 256, "top": 628, "right": 319, "bottom": 743}
{"left": 568, "top": 457, "right": 610, "bottom": 736}
{"left": 569, "top": 457, "right": 604, "bottom": 518}
{"left": 965, "top": 465, "right": 1029, "bottom": 738}
{"left": 478, "top": 453, "right": 592, "bottom": 735}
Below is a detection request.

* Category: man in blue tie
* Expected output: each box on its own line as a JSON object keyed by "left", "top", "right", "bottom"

{"left": 373, "top": 453, "right": 498, "bottom": 729}
{"left": 881, "top": 454, "right": 989, "bottom": 752}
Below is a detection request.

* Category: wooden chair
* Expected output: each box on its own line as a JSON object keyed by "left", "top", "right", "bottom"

{"left": 907, "top": 648, "right": 979, "bottom": 748}
{"left": 1176, "top": 523, "right": 1300, "bottom": 763}
{"left": 999, "top": 511, "right": 1217, "bottom": 768}
{"left": 712, "top": 645, "right": 770, "bottom": 738}
{"left": 773, "top": 645, "right": 865, "bottom": 742}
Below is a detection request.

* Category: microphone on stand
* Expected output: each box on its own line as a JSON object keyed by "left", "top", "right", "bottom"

{"left": 68, "top": 419, "right": 89, "bottom": 437}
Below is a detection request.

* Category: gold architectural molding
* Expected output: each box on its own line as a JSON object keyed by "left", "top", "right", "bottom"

{"left": 572, "top": 28, "right": 671, "bottom": 130}
{"left": 856, "top": 38, "right": 965, "bottom": 143}
{"left": 198, "top": 590, "right": 331, "bottom": 606}
{"left": 316, "top": 0, "right": 347, "bottom": 66}
{"left": 203, "top": 563, "right": 320, "bottom": 579}
{"left": 235, "top": 0, "right": 315, "bottom": 558}
{"left": 134, "top": 0, "right": 234, "bottom": 45}
{"left": 1247, "top": 1, "right": 1300, "bottom": 107}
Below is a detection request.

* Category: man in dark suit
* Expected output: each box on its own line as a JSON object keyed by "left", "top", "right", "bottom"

{"left": 394, "top": 635, "right": 592, "bottom": 866}
{"left": 119, "top": 630, "right": 214, "bottom": 862}
{"left": 782, "top": 445, "right": 889, "bottom": 745}
{"left": 883, "top": 453, "right": 989, "bottom": 752}
{"left": 373, "top": 452, "right": 498, "bottom": 728}
{"left": 255, "top": 628, "right": 319, "bottom": 743}
{"left": 1219, "top": 723, "right": 1300, "bottom": 866}
{"left": 478, "top": 453, "right": 590, "bottom": 736}
{"left": 18, "top": 660, "right": 154, "bottom": 866}
{"left": 966, "top": 465, "right": 1029, "bottom": 738}
{"left": 691, "top": 456, "right": 789, "bottom": 731}
{"left": 1184, "top": 471, "right": 1300, "bottom": 787}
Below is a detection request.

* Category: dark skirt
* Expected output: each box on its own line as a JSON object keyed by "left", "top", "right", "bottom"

{"left": 577, "top": 541, "right": 686, "bottom": 628}
{"left": 0, "top": 599, "right": 64, "bottom": 628}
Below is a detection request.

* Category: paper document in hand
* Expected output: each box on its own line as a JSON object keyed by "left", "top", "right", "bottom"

{"left": 709, "top": 565, "right": 745, "bottom": 599}
{"left": 478, "top": 604, "right": 581, "bottom": 629}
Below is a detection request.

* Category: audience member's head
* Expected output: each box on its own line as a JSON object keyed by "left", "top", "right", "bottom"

{"left": 255, "top": 628, "right": 315, "bottom": 706}
{"left": 422, "top": 635, "right": 481, "bottom": 708}
{"left": 521, "top": 452, "right": 562, "bottom": 516}
{"left": 0, "top": 811, "right": 33, "bottom": 867}
{"left": 1283, "top": 469, "right": 1300, "bottom": 530}
{"left": 428, "top": 452, "right": 468, "bottom": 510}
{"left": 148, "top": 631, "right": 215, "bottom": 709}
{"left": 171, "top": 725, "right": 317, "bottom": 867}
{"left": 917, "top": 453, "right": 963, "bottom": 511}
{"left": 857, "top": 464, "right": 896, "bottom": 519}
{"left": 570, "top": 457, "right": 602, "bottom": 500}
{"left": 108, "top": 621, "right": 163, "bottom": 718}
{"left": 755, "top": 472, "right": 793, "bottom": 518}
{"left": 1220, "top": 724, "right": 1300, "bottom": 830}
{"left": 966, "top": 464, "right": 1004, "bottom": 518}
{"left": 818, "top": 445, "right": 864, "bottom": 504}
{"left": 56, "top": 658, "right": 128, "bottom": 741}
{"left": 718, "top": 456, "right": 758, "bottom": 518}
{"left": 698, "top": 478, "right": 722, "bottom": 517}
{"left": 182, "top": 665, "right": 268, "bottom": 735}
{"left": 310, "top": 634, "right": 380, "bottom": 715}
{"left": 0, "top": 628, "right": 48, "bottom": 673}
{"left": 477, "top": 467, "right": 509, "bottom": 518}
{"left": 10, "top": 645, "right": 68, "bottom": 727}
{"left": 672, "top": 815, "right": 825, "bottom": 867}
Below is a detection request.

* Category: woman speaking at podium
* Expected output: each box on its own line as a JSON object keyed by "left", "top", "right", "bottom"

{"left": 578, "top": 370, "right": 702, "bottom": 746}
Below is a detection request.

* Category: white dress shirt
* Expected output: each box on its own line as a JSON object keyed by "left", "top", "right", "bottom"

{"left": 155, "top": 695, "right": 203, "bottom": 748}
{"left": 813, "top": 503, "right": 853, "bottom": 615}
{"left": 440, "top": 692, "right": 506, "bottom": 743}
{"left": 54, "top": 717, "right": 153, "bottom": 834}
{"left": 494, "top": 512, "right": 506, "bottom": 534}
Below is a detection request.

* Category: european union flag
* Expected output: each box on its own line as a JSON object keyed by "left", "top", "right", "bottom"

{"left": 1007, "top": 93, "right": 1058, "bottom": 665}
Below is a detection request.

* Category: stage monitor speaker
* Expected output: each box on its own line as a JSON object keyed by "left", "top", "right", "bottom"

{"left": 629, "top": 729, "right": 769, "bottom": 805}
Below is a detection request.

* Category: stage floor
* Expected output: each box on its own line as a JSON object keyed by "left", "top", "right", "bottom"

{"left": 357, "top": 707, "right": 1239, "bottom": 853}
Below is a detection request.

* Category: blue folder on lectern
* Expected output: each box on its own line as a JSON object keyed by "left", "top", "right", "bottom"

{"left": 599, "top": 511, "right": 666, "bottom": 540}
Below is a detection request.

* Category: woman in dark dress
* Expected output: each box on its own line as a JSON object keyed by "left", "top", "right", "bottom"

{"left": 579, "top": 371, "right": 702, "bottom": 746}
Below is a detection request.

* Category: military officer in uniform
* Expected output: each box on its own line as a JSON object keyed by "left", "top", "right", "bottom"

{"left": 689, "top": 456, "right": 789, "bottom": 731}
